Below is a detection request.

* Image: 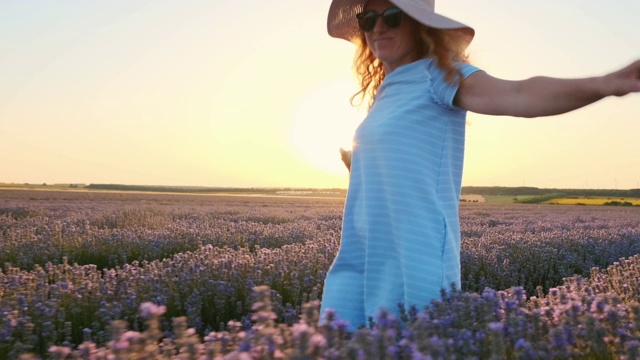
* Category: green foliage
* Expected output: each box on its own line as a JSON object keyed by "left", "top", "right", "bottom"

{"left": 462, "top": 186, "right": 640, "bottom": 199}
{"left": 602, "top": 200, "right": 635, "bottom": 206}
{"left": 512, "top": 193, "right": 567, "bottom": 204}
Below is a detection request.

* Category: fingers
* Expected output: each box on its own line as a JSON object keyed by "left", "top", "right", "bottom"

{"left": 620, "top": 59, "right": 640, "bottom": 79}
{"left": 339, "top": 148, "right": 352, "bottom": 171}
{"left": 603, "top": 59, "right": 640, "bottom": 97}
{"left": 626, "top": 60, "right": 640, "bottom": 93}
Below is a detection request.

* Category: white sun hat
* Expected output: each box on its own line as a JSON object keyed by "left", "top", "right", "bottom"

{"left": 327, "top": 0, "right": 474, "bottom": 48}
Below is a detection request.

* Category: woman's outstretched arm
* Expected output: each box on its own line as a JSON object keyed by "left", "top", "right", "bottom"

{"left": 455, "top": 59, "right": 640, "bottom": 118}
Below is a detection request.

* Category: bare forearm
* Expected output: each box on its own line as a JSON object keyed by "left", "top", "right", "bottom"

{"left": 512, "top": 76, "right": 605, "bottom": 118}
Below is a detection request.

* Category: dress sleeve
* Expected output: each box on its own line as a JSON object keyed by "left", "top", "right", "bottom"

{"left": 428, "top": 62, "right": 481, "bottom": 110}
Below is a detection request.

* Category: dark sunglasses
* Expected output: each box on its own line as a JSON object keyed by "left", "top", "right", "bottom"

{"left": 356, "top": 7, "right": 404, "bottom": 32}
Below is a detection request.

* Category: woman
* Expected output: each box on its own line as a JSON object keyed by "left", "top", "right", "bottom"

{"left": 320, "top": 0, "right": 640, "bottom": 331}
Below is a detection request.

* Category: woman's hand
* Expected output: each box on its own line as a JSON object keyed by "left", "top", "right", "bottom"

{"left": 599, "top": 59, "right": 640, "bottom": 97}
{"left": 340, "top": 148, "right": 352, "bottom": 172}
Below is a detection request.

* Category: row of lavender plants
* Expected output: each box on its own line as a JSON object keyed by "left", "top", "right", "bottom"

{"left": 18, "top": 256, "right": 640, "bottom": 359}
{"left": 1, "top": 190, "right": 640, "bottom": 357}
{"left": 0, "top": 195, "right": 342, "bottom": 271}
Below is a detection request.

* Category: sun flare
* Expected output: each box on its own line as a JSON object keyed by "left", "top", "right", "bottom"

{"left": 291, "top": 81, "right": 365, "bottom": 175}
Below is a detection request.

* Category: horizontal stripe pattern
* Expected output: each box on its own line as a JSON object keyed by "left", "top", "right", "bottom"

{"left": 321, "top": 59, "right": 480, "bottom": 330}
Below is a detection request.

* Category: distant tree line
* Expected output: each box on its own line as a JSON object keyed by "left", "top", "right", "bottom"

{"left": 602, "top": 200, "right": 635, "bottom": 207}
{"left": 83, "top": 184, "right": 638, "bottom": 198}
{"left": 85, "top": 184, "right": 266, "bottom": 193}
{"left": 461, "top": 186, "right": 640, "bottom": 198}
{"left": 85, "top": 184, "right": 348, "bottom": 196}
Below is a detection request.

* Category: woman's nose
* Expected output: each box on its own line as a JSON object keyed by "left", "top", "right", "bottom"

{"left": 372, "top": 15, "right": 388, "bottom": 32}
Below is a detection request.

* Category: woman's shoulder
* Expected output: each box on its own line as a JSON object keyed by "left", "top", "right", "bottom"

{"left": 420, "top": 57, "right": 479, "bottom": 75}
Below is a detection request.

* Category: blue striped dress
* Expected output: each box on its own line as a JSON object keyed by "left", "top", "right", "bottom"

{"left": 320, "top": 58, "right": 481, "bottom": 330}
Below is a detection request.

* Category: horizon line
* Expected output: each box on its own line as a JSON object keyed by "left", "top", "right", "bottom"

{"left": 1, "top": 182, "right": 639, "bottom": 192}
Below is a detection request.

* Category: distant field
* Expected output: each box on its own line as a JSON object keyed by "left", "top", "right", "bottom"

{"left": 0, "top": 183, "right": 347, "bottom": 198}
{"left": 482, "top": 194, "right": 552, "bottom": 204}
{"left": 3, "top": 183, "right": 638, "bottom": 206}
{"left": 545, "top": 196, "right": 640, "bottom": 206}
{"left": 0, "top": 183, "right": 84, "bottom": 190}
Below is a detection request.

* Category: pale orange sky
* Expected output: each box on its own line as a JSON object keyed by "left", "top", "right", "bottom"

{"left": 1, "top": 1, "right": 639, "bottom": 189}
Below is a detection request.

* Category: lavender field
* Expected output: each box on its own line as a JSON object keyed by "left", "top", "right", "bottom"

{"left": 1, "top": 189, "right": 639, "bottom": 359}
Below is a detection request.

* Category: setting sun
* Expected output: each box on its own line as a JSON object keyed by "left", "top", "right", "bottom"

{"left": 1, "top": 1, "right": 638, "bottom": 189}
{"left": 290, "top": 81, "right": 365, "bottom": 175}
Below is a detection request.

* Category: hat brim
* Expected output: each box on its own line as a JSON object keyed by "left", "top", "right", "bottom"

{"left": 327, "top": 0, "right": 474, "bottom": 48}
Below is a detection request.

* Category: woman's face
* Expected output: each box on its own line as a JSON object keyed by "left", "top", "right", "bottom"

{"left": 363, "top": 0, "right": 420, "bottom": 73}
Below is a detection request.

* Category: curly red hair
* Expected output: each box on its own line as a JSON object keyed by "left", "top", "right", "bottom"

{"left": 350, "top": 25, "right": 470, "bottom": 108}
